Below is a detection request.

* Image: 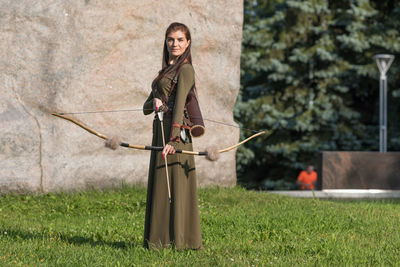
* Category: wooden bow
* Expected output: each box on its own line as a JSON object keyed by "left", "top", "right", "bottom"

{"left": 52, "top": 113, "right": 265, "bottom": 161}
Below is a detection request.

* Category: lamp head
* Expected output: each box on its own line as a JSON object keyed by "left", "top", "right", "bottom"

{"left": 374, "top": 54, "right": 395, "bottom": 78}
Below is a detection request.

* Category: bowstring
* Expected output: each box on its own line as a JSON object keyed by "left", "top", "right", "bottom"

{"left": 58, "top": 108, "right": 266, "bottom": 134}
{"left": 59, "top": 108, "right": 145, "bottom": 115}
{"left": 202, "top": 118, "right": 264, "bottom": 134}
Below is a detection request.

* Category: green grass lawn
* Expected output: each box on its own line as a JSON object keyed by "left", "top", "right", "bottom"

{"left": 0, "top": 186, "right": 399, "bottom": 266}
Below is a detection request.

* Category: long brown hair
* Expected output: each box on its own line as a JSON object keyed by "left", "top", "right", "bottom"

{"left": 152, "top": 22, "right": 193, "bottom": 92}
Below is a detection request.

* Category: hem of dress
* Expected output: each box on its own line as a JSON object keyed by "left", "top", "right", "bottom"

{"left": 144, "top": 240, "right": 203, "bottom": 251}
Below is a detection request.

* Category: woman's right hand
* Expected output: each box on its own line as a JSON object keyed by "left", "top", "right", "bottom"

{"left": 153, "top": 98, "right": 163, "bottom": 111}
{"left": 162, "top": 144, "right": 176, "bottom": 158}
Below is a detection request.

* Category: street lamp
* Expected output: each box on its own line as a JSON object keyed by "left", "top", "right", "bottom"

{"left": 373, "top": 54, "right": 395, "bottom": 153}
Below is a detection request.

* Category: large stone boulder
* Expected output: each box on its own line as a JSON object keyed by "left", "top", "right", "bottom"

{"left": 0, "top": 0, "right": 243, "bottom": 194}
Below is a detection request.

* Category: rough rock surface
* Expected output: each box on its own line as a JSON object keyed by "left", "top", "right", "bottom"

{"left": 0, "top": 0, "right": 243, "bottom": 194}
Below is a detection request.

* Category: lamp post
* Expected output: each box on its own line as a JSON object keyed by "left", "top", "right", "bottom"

{"left": 373, "top": 54, "right": 395, "bottom": 153}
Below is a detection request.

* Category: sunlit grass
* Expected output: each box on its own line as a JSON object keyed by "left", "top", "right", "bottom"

{"left": 0, "top": 186, "right": 399, "bottom": 266}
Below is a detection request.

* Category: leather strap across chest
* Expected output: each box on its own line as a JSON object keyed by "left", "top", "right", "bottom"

{"left": 157, "top": 64, "right": 182, "bottom": 106}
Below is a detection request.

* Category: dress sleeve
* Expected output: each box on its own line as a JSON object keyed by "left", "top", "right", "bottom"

{"left": 143, "top": 91, "right": 154, "bottom": 115}
{"left": 168, "top": 64, "right": 194, "bottom": 145}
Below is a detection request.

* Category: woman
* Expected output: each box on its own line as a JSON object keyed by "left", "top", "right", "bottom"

{"left": 142, "top": 22, "right": 202, "bottom": 250}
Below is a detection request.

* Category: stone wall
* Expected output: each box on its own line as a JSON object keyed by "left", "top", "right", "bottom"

{"left": 0, "top": 1, "right": 243, "bottom": 193}
{"left": 319, "top": 151, "right": 400, "bottom": 189}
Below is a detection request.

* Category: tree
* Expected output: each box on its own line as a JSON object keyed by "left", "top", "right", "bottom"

{"left": 237, "top": 0, "right": 400, "bottom": 187}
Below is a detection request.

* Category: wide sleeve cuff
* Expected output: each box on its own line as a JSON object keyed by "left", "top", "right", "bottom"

{"left": 143, "top": 91, "right": 154, "bottom": 115}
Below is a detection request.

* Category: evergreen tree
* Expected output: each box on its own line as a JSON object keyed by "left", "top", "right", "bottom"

{"left": 237, "top": 0, "right": 400, "bottom": 187}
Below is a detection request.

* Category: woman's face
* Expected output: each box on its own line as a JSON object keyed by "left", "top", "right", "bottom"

{"left": 166, "top": 30, "right": 190, "bottom": 59}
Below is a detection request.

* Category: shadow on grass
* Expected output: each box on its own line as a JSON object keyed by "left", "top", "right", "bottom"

{"left": 1, "top": 228, "right": 140, "bottom": 249}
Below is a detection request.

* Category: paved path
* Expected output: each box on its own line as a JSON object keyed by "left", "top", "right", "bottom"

{"left": 267, "top": 189, "right": 400, "bottom": 199}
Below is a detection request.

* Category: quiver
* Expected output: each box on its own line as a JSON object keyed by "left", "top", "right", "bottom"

{"left": 184, "top": 90, "right": 205, "bottom": 138}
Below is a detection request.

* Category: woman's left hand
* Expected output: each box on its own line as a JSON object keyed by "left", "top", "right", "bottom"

{"left": 162, "top": 144, "right": 176, "bottom": 158}
{"left": 153, "top": 98, "right": 163, "bottom": 111}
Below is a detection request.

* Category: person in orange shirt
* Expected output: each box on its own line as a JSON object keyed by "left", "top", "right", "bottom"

{"left": 297, "top": 165, "right": 317, "bottom": 190}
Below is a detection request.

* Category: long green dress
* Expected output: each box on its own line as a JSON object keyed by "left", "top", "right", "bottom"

{"left": 142, "top": 64, "right": 202, "bottom": 250}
